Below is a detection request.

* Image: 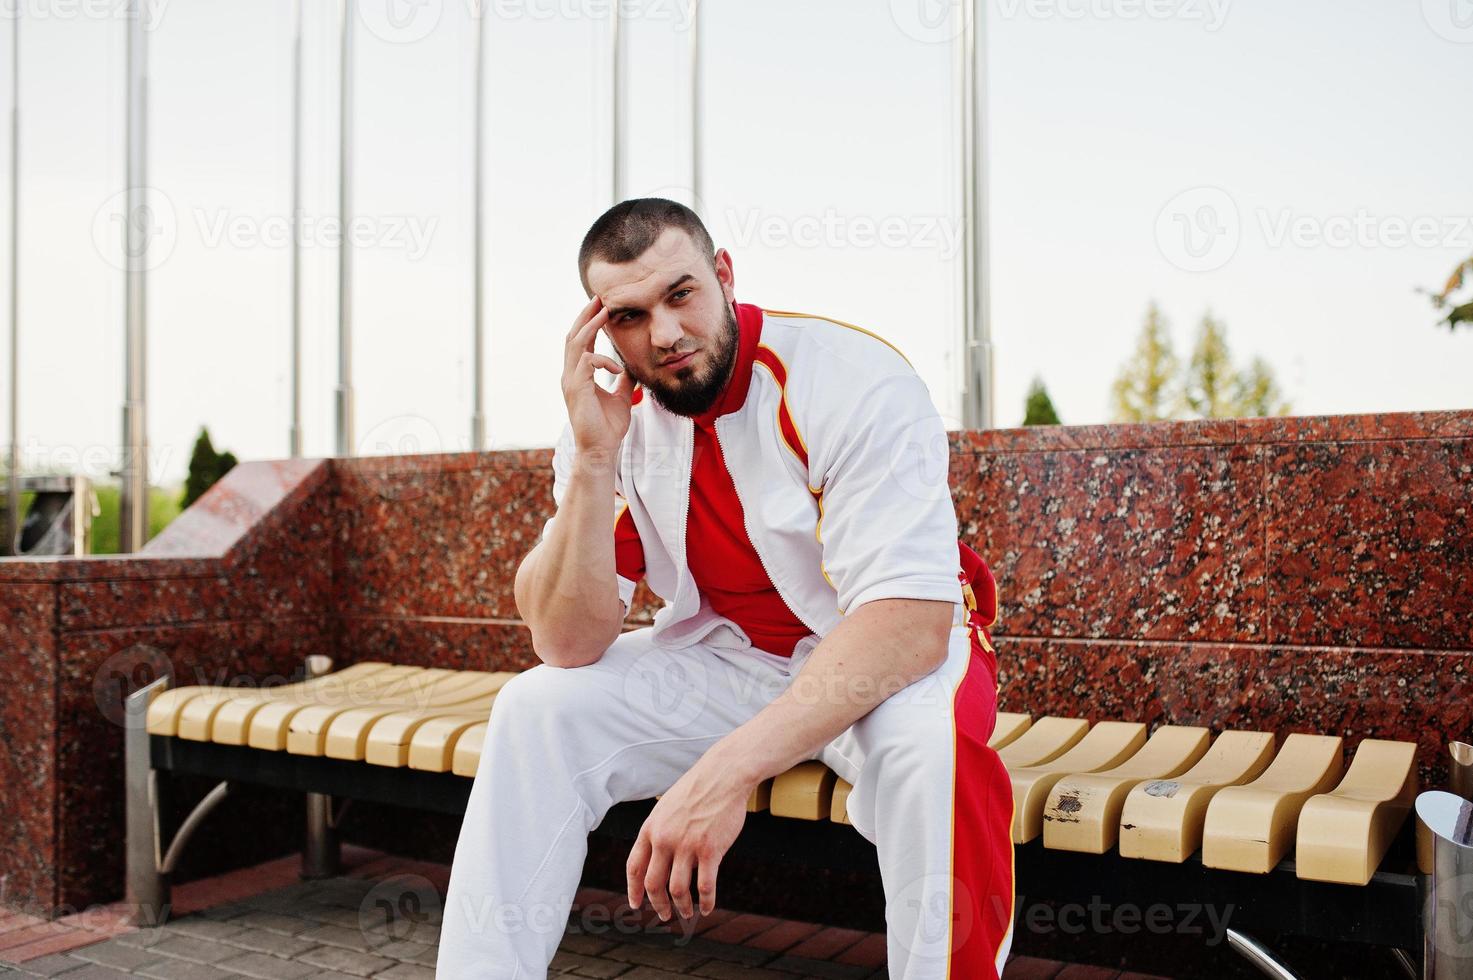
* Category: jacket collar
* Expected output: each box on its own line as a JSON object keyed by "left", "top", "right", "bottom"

{"left": 691, "top": 300, "right": 763, "bottom": 428}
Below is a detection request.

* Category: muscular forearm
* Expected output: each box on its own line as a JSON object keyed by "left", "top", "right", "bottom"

{"left": 514, "top": 451, "right": 624, "bottom": 667}
{"left": 701, "top": 598, "right": 954, "bottom": 791}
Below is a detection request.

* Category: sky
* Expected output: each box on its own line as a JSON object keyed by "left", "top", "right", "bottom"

{"left": 0, "top": 0, "right": 1470, "bottom": 485}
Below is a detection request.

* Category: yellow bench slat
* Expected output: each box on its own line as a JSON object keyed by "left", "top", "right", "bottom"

{"left": 988, "top": 713, "right": 1031, "bottom": 750}
{"left": 1295, "top": 739, "right": 1417, "bottom": 885}
{"left": 769, "top": 761, "right": 838, "bottom": 820}
{"left": 1202, "top": 733, "right": 1344, "bottom": 873}
{"left": 451, "top": 722, "right": 488, "bottom": 777}
{"left": 364, "top": 673, "right": 518, "bottom": 767}
{"left": 1010, "top": 721, "right": 1148, "bottom": 843}
{"left": 1117, "top": 730, "right": 1276, "bottom": 863}
{"left": 247, "top": 666, "right": 445, "bottom": 751}
{"left": 831, "top": 779, "right": 853, "bottom": 825}
{"left": 1042, "top": 726, "right": 1211, "bottom": 854}
{"left": 997, "top": 717, "right": 1089, "bottom": 769}
{"left": 297, "top": 670, "right": 501, "bottom": 758}
{"left": 149, "top": 661, "right": 395, "bottom": 738}
{"left": 747, "top": 780, "right": 773, "bottom": 813}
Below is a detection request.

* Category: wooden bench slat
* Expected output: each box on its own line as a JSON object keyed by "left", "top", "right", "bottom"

{"left": 247, "top": 665, "right": 442, "bottom": 751}
{"left": 1201, "top": 733, "right": 1344, "bottom": 873}
{"left": 1117, "top": 730, "right": 1277, "bottom": 863}
{"left": 299, "top": 671, "right": 504, "bottom": 758}
{"left": 996, "top": 717, "right": 1089, "bottom": 769}
{"left": 1042, "top": 725, "right": 1211, "bottom": 854}
{"left": 1295, "top": 739, "right": 1417, "bottom": 885}
{"left": 149, "top": 662, "right": 396, "bottom": 739}
{"left": 364, "top": 672, "right": 519, "bottom": 767}
{"left": 988, "top": 713, "right": 1031, "bottom": 750}
{"left": 769, "top": 761, "right": 838, "bottom": 820}
{"left": 747, "top": 780, "right": 773, "bottom": 813}
{"left": 451, "top": 723, "right": 488, "bottom": 777}
{"left": 1010, "top": 721, "right": 1148, "bottom": 843}
{"left": 831, "top": 779, "right": 853, "bottom": 825}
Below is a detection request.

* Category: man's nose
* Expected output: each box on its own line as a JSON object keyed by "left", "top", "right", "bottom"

{"left": 648, "top": 309, "right": 685, "bottom": 352}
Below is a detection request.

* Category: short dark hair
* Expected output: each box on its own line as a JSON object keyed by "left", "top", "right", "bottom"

{"left": 578, "top": 198, "right": 716, "bottom": 295}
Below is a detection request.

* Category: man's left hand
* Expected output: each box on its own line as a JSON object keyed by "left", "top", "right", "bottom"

{"left": 626, "top": 754, "right": 750, "bottom": 921}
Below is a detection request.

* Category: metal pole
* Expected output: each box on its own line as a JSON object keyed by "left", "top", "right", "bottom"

{"left": 335, "top": 0, "right": 355, "bottom": 457}
{"left": 688, "top": 0, "right": 701, "bottom": 216}
{"left": 610, "top": 0, "right": 623, "bottom": 204}
{"left": 470, "top": 0, "right": 486, "bottom": 452}
{"left": 289, "top": 0, "right": 304, "bottom": 458}
{"left": 6, "top": 8, "right": 19, "bottom": 556}
{"left": 958, "top": 0, "right": 993, "bottom": 430}
{"left": 120, "top": 0, "right": 150, "bottom": 552}
{"left": 1418, "top": 790, "right": 1473, "bottom": 979}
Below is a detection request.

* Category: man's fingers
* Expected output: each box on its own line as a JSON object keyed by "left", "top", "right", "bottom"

{"left": 563, "top": 304, "right": 609, "bottom": 374}
{"left": 668, "top": 851, "right": 695, "bottom": 920}
{"left": 696, "top": 851, "right": 720, "bottom": 917}
{"left": 626, "top": 834, "right": 651, "bottom": 911}
{"left": 643, "top": 842, "right": 674, "bottom": 922}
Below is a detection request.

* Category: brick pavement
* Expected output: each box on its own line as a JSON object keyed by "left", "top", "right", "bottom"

{"left": 0, "top": 849, "right": 1169, "bottom": 979}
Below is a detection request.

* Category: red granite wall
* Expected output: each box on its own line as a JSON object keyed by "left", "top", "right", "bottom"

{"left": 2, "top": 408, "right": 1468, "bottom": 918}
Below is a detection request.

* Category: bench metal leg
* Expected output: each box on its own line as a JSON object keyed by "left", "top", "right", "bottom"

{"left": 301, "top": 654, "right": 342, "bottom": 879}
{"left": 124, "top": 676, "right": 172, "bottom": 927}
{"left": 1227, "top": 929, "right": 1303, "bottom": 980}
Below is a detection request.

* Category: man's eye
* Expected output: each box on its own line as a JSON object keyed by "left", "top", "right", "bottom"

{"left": 672, "top": 289, "right": 691, "bottom": 301}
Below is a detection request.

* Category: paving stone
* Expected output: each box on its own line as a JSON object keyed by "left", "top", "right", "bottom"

{"left": 157, "top": 921, "right": 246, "bottom": 944}
{"left": 70, "top": 943, "right": 165, "bottom": 972}
{"left": 24, "top": 966, "right": 134, "bottom": 980}
{"left": 371, "top": 965, "right": 435, "bottom": 980}
{"left": 226, "top": 911, "right": 314, "bottom": 936}
{"left": 291, "top": 924, "right": 390, "bottom": 954}
{"left": 765, "top": 955, "right": 875, "bottom": 980}
{"left": 133, "top": 959, "right": 239, "bottom": 980}
{"left": 132, "top": 935, "right": 238, "bottom": 966}
{"left": 213, "top": 949, "right": 320, "bottom": 979}
{"left": 601, "top": 941, "right": 709, "bottom": 972}
{"left": 5, "top": 952, "right": 92, "bottom": 976}
{"left": 217, "top": 928, "right": 320, "bottom": 958}
{"left": 294, "top": 945, "right": 396, "bottom": 977}
{"left": 549, "top": 950, "right": 631, "bottom": 978}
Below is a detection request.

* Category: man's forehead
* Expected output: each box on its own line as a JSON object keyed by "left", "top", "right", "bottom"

{"left": 588, "top": 228, "right": 703, "bottom": 303}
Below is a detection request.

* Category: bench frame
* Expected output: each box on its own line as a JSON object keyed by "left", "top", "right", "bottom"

{"left": 123, "top": 662, "right": 1442, "bottom": 977}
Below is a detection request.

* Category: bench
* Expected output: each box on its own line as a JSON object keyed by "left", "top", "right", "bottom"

{"left": 125, "top": 656, "right": 1439, "bottom": 975}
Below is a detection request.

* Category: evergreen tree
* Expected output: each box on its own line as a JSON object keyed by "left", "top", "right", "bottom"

{"left": 1183, "top": 312, "right": 1239, "bottom": 419}
{"left": 181, "top": 428, "right": 239, "bottom": 510}
{"left": 1109, "top": 302, "right": 1180, "bottom": 422}
{"left": 1233, "top": 356, "right": 1292, "bottom": 418}
{"left": 1022, "top": 377, "right": 1061, "bottom": 426}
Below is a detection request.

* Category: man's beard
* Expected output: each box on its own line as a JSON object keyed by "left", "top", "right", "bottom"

{"left": 621, "top": 303, "right": 739, "bottom": 417}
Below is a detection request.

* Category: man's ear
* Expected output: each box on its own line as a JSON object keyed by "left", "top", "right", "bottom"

{"left": 713, "top": 248, "right": 735, "bottom": 303}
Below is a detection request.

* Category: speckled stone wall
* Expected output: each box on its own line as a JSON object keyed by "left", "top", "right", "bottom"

{"left": 2, "top": 408, "right": 1469, "bottom": 919}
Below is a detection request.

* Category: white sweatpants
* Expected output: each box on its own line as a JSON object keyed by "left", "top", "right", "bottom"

{"left": 436, "top": 621, "right": 1014, "bottom": 980}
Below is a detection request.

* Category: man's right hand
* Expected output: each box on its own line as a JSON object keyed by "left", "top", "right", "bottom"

{"left": 563, "top": 296, "right": 638, "bottom": 456}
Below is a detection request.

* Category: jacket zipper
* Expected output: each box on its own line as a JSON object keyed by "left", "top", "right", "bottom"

{"left": 709, "top": 414, "right": 824, "bottom": 639}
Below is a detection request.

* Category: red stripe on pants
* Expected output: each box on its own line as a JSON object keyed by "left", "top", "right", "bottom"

{"left": 948, "top": 618, "right": 1015, "bottom": 978}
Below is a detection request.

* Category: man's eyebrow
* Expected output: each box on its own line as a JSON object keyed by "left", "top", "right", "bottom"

{"left": 606, "top": 274, "right": 697, "bottom": 318}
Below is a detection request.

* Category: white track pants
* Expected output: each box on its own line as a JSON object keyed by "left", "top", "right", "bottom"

{"left": 436, "top": 621, "right": 1014, "bottom": 980}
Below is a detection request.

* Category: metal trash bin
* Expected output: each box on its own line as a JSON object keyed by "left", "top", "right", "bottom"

{"left": 1, "top": 474, "right": 97, "bottom": 556}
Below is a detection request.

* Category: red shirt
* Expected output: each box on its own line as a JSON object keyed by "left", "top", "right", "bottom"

{"left": 613, "top": 301, "right": 812, "bottom": 656}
